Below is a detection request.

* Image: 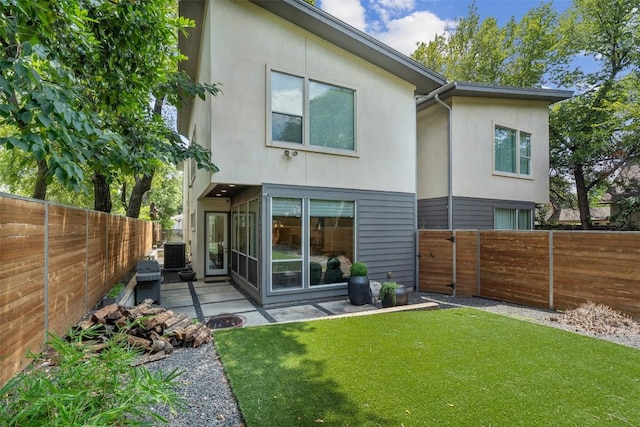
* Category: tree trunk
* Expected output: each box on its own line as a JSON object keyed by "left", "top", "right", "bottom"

{"left": 127, "top": 172, "right": 154, "bottom": 218}
{"left": 32, "top": 159, "right": 49, "bottom": 200}
{"left": 573, "top": 165, "right": 592, "bottom": 230}
{"left": 93, "top": 172, "right": 112, "bottom": 213}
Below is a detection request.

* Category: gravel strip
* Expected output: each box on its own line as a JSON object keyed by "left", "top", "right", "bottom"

{"left": 145, "top": 292, "right": 640, "bottom": 426}
{"left": 146, "top": 342, "right": 245, "bottom": 427}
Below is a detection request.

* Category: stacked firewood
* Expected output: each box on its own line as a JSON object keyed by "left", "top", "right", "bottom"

{"left": 75, "top": 299, "right": 212, "bottom": 365}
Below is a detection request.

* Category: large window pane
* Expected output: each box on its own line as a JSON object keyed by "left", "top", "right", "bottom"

{"left": 309, "top": 200, "right": 355, "bottom": 286}
{"left": 518, "top": 209, "right": 532, "bottom": 230}
{"left": 520, "top": 132, "right": 531, "bottom": 175}
{"left": 271, "top": 72, "right": 303, "bottom": 143}
{"left": 238, "top": 203, "right": 248, "bottom": 254}
{"left": 272, "top": 198, "right": 303, "bottom": 290}
{"left": 248, "top": 199, "right": 258, "bottom": 258}
{"left": 309, "top": 81, "right": 355, "bottom": 150}
{"left": 495, "top": 208, "right": 517, "bottom": 229}
{"left": 495, "top": 126, "right": 517, "bottom": 173}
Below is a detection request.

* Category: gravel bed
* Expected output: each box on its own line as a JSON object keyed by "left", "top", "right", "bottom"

{"left": 145, "top": 292, "right": 639, "bottom": 426}
{"left": 146, "top": 343, "right": 245, "bottom": 427}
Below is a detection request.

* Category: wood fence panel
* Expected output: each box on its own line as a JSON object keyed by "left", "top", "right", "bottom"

{"left": 0, "top": 197, "right": 46, "bottom": 387}
{"left": 1, "top": 194, "right": 153, "bottom": 387}
{"left": 553, "top": 232, "right": 640, "bottom": 317}
{"left": 455, "top": 231, "right": 478, "bottom": 296}
{"left": 418, "top": 230, "right": 454, "bottom": 294}
{"left": 47, "top": 205, "right": 87, "bottom": 336}
{"left": 107, "top": 216, "right": 128, "bottom": 286}
{"left": 479, "top": 232, "right": 550, "bottom": 308}
{"left": 87, "top": 211, "right": 108, "bottom": 308}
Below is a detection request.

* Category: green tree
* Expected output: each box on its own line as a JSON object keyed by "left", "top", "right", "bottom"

{"left": 0, "top": 0, "right": 115, "bottom": 199}
{"left": 412, "top": 1, "right": 562, "bottom": 87}
{"left": 549, "top": 0, "right": 640, "bottom": 228}
{"left": 411, "top": 0, "right": 640, "bottom": 229}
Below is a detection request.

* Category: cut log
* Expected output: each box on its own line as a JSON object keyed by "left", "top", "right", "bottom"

{"left": 91, "top": 303, "right": 119, "bottom": 324}
{"left": 126, "top": 335, "right": 152, "bottom": 351}
{"left": 164, "top": 313, "right": 188, "bottom": 329}
{"left": 165, "top": 317, "right": 193, "bottom": 335}
{"left": 150, "top": 331, "right": 174, "bottom": 354}
{"left": 142, "top": 311, "right": 174, "bottom": 330}
{"left": 191, "top": 325, "right": 212, "bottom": 347}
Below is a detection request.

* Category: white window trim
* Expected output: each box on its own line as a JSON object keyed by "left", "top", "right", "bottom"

{"left": 492, "top": 122, "right": 533, "bottom": 179}
{"left": 266, "top": 66, "right": 359, "bottom": 157}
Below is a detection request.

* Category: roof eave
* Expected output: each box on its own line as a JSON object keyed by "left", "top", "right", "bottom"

{"left": 417, "top": 81, "right": 573, "bottom": 111}
{"left": 249, "top": 0, "right": 447, "bottom": 94}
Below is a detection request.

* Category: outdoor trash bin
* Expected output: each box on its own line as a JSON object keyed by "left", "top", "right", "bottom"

{"left": 135, "top": 259, "right": 162, "bottom": 304}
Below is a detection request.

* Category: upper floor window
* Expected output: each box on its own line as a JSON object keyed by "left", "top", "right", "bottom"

{"left": 494, "top": 125, "right": 531, "bottom": 176}
{"left": 270, "top": 70, "right": 355, "bottom": 151}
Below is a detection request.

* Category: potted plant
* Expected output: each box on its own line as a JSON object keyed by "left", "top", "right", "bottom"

{"left": 379, "top": 281, "right": 408, "bottom": 308}
{"left": 347, "top": 262, "right": 372, "bottom": 305}
{"left": 102, "top": 282, "right": 125, "bottom": 307}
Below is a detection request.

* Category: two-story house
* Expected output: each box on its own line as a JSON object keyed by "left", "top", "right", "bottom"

{"left": 177, "top": 0, "right": 571, "bottom": 305}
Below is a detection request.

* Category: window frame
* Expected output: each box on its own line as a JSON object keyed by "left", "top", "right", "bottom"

{"left": 494, "top": 208, "right": 533, "bottom": 230}
{"left": 268, "top": 196, "right": 357, "bottom": 294}
{"left": 267, "top": 67, "right": 358, "bottom": 156}
{"left": 493, "top": 123, "right": 533, "bottom": 178}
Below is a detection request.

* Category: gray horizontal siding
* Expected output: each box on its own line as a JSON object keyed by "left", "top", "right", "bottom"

{"left": 419, "top": 196, "right": 537, "bottom": 229}
{"left": 264, "top": 183, "right": 416, "bottom": 291}
{"left": 418, "top": 197, "right": 448, "bottom": 229}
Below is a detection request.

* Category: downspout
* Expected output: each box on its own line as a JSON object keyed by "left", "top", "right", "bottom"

{"left": 433, "top": 94, "right": 456, "bottom": 297}
{"left": 433, "top": 94, "right": 453, "bottom": 230}
{"left": 416, "top": 82, "right": 456, "bottom": 295}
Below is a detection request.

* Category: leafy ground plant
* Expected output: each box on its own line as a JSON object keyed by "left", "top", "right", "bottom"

{"left": 0, "top": 326, "right": 185, "bottom": 426}
{"left": 216, "top": 308, "right": 640, "bottom": 426}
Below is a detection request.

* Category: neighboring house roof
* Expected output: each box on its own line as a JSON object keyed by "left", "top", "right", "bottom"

{"left": 417, "top": 81, "right": 573, "bottom": 110}
{"left": 601, "top": 158, "right": 640, "bottom": 204}
{"left": 548, "top": 207, "right": 610, "bottom": 224}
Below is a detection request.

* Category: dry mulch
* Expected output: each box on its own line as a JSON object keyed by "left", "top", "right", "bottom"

{"left": 550, "top": 301, "right": 640, "bottom": 336}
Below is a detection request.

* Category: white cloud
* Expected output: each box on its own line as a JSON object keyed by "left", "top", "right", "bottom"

{"left": 318, "top": 0, "right": 454, "bottom": 57}
{"left": 319, "top": 0, "right": 367, "bottom": 31}
{"left": 374, "top": 11, "right": 454, "bottom": 56}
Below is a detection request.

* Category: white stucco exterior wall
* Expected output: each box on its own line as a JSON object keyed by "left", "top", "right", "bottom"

{"left": 417, "top": 104, "right": 449, "bottom": 199}
{"left": 417, "top": 96, "right": 551, "bottom": 204}
{"left": 192, "top": 0, "right": 417, "bottom": 195}
{"left": 450, "top": 97, "right": 550, "bottom": 203}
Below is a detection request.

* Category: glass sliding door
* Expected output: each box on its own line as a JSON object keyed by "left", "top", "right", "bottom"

{"left": 271, "top": 198, "right": 303, "bottom": 290}
{"left": 206, "top": 212, "right": 228, "bottom": 275}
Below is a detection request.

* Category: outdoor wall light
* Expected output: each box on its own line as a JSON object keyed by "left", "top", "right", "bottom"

{"left": 284, "top": 149, "right": 298, "bottom": 158}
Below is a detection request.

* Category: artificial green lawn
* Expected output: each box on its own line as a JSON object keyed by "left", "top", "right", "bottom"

{"left": 214, "top": 308, "right": 640, "bottom": 426}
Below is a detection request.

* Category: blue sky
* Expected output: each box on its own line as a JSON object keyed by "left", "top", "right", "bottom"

{"left": 318, "top": 0, "right": 573, "bottom": 56}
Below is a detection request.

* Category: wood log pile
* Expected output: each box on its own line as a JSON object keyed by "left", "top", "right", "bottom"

{"left": 75, "top": 299, "right": 212, "bottom": 365}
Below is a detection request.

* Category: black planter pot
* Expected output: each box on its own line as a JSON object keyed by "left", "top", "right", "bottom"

{"left": 347, "top": 275, "right": 372, "bottom": 305}
{"left": 178, "top": 270, "right": 196, "bottom": 281}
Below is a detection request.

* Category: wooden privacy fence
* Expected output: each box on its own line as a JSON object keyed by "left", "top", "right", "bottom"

{"left": 419, "top": 230, "right": 640, "bottom": 319}
{"left": 0, "top": 193, "right": 153, "bottom": 387}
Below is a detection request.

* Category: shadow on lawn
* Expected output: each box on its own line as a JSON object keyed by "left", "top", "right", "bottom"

{"left": 215, "top": 322, "right": 395, "bottom": 426}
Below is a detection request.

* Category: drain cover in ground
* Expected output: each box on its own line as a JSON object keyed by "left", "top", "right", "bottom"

{"left": 206, "top": 314, "right": 246, "bottom": 329}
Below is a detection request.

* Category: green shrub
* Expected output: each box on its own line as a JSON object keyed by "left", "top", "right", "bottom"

{"left": 379, "top": 281, "right": 401, "bottom": 305}
{"left": 350, "top": 262, "right": 368, "bottom": 277}
{"left": 0, "top": 326, "right": 185, "bottom": 426}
